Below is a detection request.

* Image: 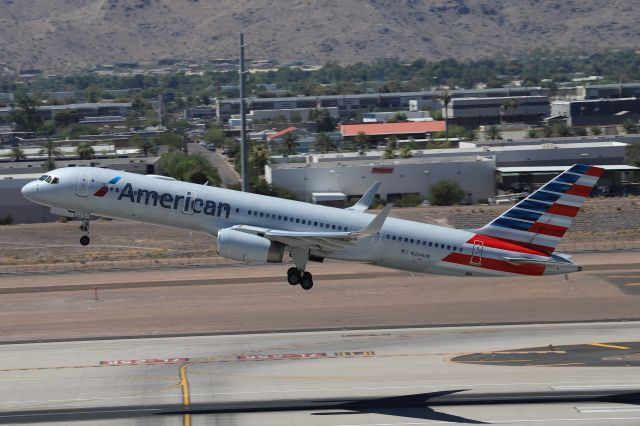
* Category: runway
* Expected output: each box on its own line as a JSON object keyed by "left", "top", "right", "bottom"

{"left": 1, "top": 322, "right": 639, "bottom": 425}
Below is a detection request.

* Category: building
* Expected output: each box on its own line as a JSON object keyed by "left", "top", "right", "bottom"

{"left": 362, "top": 111, "right": 430, "bottom": 123}
{"left": 340, "top": 121, "right": 446, "bottom": 144}
{"left": 266, "top": 156, "right": 496, "bottom": 204}
{"left": 551, "top": 98, "right": 640, "bottom": 126}
{"left": 215, "top": 87, "right": 545, "bottom": 122}
{"left": 0, "top": 102, "right": 132, "bottom": 122}
{"left": 578, "top": 84, "right": 640, "bottom": 100}
{"left": 446, "top": 96, "right": 550, "bottom": 129}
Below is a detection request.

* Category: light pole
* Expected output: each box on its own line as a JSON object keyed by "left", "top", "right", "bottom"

{"left": 239, "top": 33, "right": 249, "bottom": 192}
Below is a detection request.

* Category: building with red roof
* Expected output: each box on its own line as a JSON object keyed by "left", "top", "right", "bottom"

{"left": 340, "top": 121, "right": 446, "bottom": 141}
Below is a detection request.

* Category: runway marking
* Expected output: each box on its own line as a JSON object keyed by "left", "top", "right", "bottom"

{"left": 577, "top": 406, "right": 640, "bottom": 413}
{"left": 590, "top": 343, "right": 631, "bottom": 350}
{"left": 335, "top": 417, "right": 640, "bottom": 425}
{"left": 0, "top": 408, "right": 164, "bottom": 418}
{"left": 178, "top": 364, "right": 191, "bottom": 426}
{"left": 553, "top": 384, "right": 640, "bottom": 390}
{"left": 625, "top": 283, "right": 640, "bottom": 287}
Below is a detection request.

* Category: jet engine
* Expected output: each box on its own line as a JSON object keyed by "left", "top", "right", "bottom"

{"left": 217, "top": 228, "right": 285, "bottom": 263}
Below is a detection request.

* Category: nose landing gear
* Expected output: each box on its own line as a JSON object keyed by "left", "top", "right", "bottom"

{"left": 79, "top": 219, "right": 91, "bottom": 246}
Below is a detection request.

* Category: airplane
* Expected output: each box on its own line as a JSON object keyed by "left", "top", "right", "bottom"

{"left": 20, "top": 164, "right": 603, "bottom": 290}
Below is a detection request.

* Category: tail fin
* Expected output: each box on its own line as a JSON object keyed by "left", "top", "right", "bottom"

{"left": 477, "top": 164, "right": 604, "bottom": 254}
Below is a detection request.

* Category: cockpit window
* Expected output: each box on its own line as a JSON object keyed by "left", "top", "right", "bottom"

{"left": 45, "top": 176, "right": 53, "bottom": 183}
{"left": 51, "top": 177, "right": 59, "bottom": 184}
{"left": 39, "top": 175, "right": 49, "bottom": 181}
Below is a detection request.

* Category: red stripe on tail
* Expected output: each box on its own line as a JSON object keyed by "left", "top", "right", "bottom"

{"left": 565, "top": 184, "right": 593, "bottom": 197}
{"left": 528, "top": 222, "right": 568, "bottom": 238}
{"left": 547, "top": 203, "right": 580, "bottom": 217}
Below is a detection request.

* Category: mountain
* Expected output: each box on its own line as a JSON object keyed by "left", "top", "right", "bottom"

{"left": 1, "top": 0, "right": 639, "bottom": 72}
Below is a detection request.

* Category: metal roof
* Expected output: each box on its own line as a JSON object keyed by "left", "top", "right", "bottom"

{"left": 497, "top": 165, "right": 639, "bottom": 174}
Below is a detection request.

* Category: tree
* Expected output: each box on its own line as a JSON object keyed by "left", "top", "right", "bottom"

{"left": 389, "top": 112, "right": 407, "bottom": 122}
{"left": 309, "top": 108, "right": 335, "bottom": 132}
{"left": 542, "top": 126, "right": 554, "bottom": 138}
{"left": 553, "top": 123, "right": 572, "bottom": 137}
{"left": 205, "top": 126, "right": 226, "bottom": 145}
{"left": 399, "top": 144, "right": 413, "bottom": 158}
{"left": 622, "top": 119, "right": 638, "bottom": 134}
{"left": 486, "top": 125, "right": 502, "bottom": 140}
{"left": 76, "top": 143, "right": 95, "bottom": 160}
{"left": 354, "top": 131, "right": 368, "bottom": 150}
{"left": 500, "top": 98, "right": 520, "bottom": 125}
{"left": 573, "top": 127, "right": 587, "bottom": 136}
{"left": 9, "top": 94, "right": 42, "bottom": 132}
{"left": 39, "top": 139, "right": 63, "bottom": 166}
{"left": 314, "top": 132, "right": 336, "bottom": 153}
{"left": 527, "top": 129, "right": 539, "bottom": 138}
{"left": 590, "top": 126, "right": 602, "bottom": 136}
{"left": 249, "top": 143, "right": 269, "bottom": 176}
{"left": 439, "top": 90, "right": 452, "bottom": 140}
{"left": 280, "top": 133, "right": 299, "bottom": 156}
{"left": 427, "top": 180, "right": 465, "bottom": 206}
{"left": 160, "top": 152, "right": 221, "bottom": 185}
{"left": 124, "top": 111, "right": 142, "bottom": 130}
{"left": 10, "top": 145, "right": 26, "bottom": 162}
{"left": 130, "top": 135, "right": 157, "bottom": 157}
{"left": 54, "top": 110, "right": 82, "bottom": 128}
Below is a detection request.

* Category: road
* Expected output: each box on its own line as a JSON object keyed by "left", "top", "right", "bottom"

{"left": 189, "top": 142, "right": 240, "bottom": 188}
{"left": 0, "top": 322, "right": 639, "bottom": 425}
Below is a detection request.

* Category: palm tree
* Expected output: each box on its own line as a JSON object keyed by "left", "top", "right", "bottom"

{"left": 39, "top": 139, "right": 63, "bottom": 160}
{"left": 76, "top": 143, "right": 95, "bottom": 160}
{"left": 354, "top": 131, "right": 368, "bottom": 151}
{"left": 500, "top": 99, "right": 520, "bottom": 125}
{"left": 280, "top": 133, "right": 299, "bottom": 156}
{"left": 131, "top": 135, "right": 157, "bottom": 157}
{"left": 439, "top": 90, "right": 452, "bottom": 140}
{"left": 486, "top": 125, "right": 502, "bottom": 140}
{"left": 249, "top": 143, "right": 269, "bottom": 176}
{"left": 399, "top": 144, "right": 413, "bottom": 158}
{"left": 314, "top": 133, "right": 336, "bottom": 153}
{"left": 10, "top": 145, "right": 26, "bottom": 162}
{"left": 622, "top": 119, "right": 638, "bottom": 134}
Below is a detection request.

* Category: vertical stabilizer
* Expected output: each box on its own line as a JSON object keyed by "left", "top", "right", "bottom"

{"left": 477, "top": 164, "right": 604, "bottom": 254}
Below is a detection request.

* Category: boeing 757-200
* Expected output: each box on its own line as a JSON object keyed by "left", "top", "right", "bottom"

{"left": 21, "top": 164, "right": 603, "bottom": 290}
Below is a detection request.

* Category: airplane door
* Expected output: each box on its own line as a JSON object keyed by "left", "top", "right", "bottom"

{"left": 182, "top": 191, "right": 195, "bottom": 214}
{"left": 76, "top": 173, "right": 90, "bottom": 197}
{"left": 470, "top": 240, "right": 484, "bottom": 266}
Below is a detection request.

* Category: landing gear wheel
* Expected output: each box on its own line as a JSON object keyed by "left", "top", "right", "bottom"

{"left": 287, "top": 267, "right": 301, "bottom": 285}
{"left": 300, "top": 271, "right": 313, "bottom": 290}
{"left": 80, "top": 235, "right": 91, "bottom": 246}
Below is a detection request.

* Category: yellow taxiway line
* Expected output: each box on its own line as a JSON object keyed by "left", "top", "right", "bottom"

{"left": 590, "top": 343, "right": 631, "bottom": 350}
{"left": 179, "top": 364, "right": 191, "bottom": 426}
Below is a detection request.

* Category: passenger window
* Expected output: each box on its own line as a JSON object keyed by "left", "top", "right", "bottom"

{"left": 404, "top": 237, "right": 408, "bottom": 242}
{"left": 235, "top": 208, "right": 240, "bottom": 213}
{"left": 296, "top": 219, "right": 300, "bottom": 223}
{"left": 423, "top": 241, "right": 426, "bottom": 246}
{"left": 416, "top": 240, "right": 420, "bottom": 244}
{"left": 410, "top": 239, "right": 414, "bottom": 243}
{"left": 278, "top": 215, "right": 282, "bottom": 220}
{"left": 302, "top": 220, "right": 306, "bottom": 224}
{"left": 332, "top": 225, "right": 336, "bottom": 229}
{"left": 435, "top": 243, "right": 439, "bottom": 248}
{"left": 259, "top": 212, "right": 264, "bottom": 217}
{"left": 284, "top": 216, "right": 288, "bottom": 221}
{"left": 319, "top": 223, "right": 323, "bottom": 227}
{"left": 314, "top": 221, "right": 318, "bottom": 226}
{"left": 429, "top": 242, "right": 432, "bottom": 247}
{"left": 453, "top": 246, "right": 457, "bottom": 251}
{"left": 392, "top": 236, "right": 396, "bottom": 240}
{"left": 290, "top": 217, "right": 294, "bottom": 222}
{"left": 248, "top": 210, "right": 252, "bottom": 215}
{"left": 447, "top": 245, "right": 451, "bottom": 250}
{"left": 253, "top": 211, "right": 258, "bottom": 216}
{"left": 386, "top": 234, "right": 390, "bottom": 239}
{"left": 338, "top": 226, "right": 342, "bottom": 230}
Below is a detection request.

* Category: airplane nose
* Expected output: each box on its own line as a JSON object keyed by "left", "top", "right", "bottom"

{"left": 21, "top": 181, "right": 37, "bottom": 200}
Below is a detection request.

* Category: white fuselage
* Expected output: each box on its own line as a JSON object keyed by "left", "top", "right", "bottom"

{"left": 21, "top": 167, "right": 580, "bottom": 277}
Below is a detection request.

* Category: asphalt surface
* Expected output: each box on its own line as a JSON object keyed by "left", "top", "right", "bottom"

{"left": 1, "top": 322, "right": 639, "bottom": 425}
{"left": 189, "top": 142, "right": 240, "bottom": 188}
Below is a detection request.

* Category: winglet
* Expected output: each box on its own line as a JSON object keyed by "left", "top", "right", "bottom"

{"left": 352, "top": 203, "right": 393, "bottom": 238}
{"left": 347, "top": 181, "right": 381, "bottom": 212}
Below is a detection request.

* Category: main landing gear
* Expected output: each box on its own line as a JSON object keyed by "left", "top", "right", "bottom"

{"left": 79, "top": 219, "right": 91, "bottom": 246}
{"left": 287, "top": 267, "right": 313, "bottom": 290}
{"left": 286, "top": 248, "right": 313, "bottom": 290}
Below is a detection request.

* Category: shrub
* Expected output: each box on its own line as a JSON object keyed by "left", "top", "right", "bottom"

{"left": 427, "top": 180, "right": 465, "bottom": 206}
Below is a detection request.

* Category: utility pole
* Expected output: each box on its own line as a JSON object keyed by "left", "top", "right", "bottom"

{"left": 239, "top": 33, "right": 249, "bottom": 192}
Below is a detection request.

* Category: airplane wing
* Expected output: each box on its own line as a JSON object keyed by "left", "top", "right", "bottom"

{"left": 229, "top": 204, "right": 392, "bottom": 252}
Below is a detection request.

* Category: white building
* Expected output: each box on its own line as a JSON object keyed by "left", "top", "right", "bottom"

{"left": 266, "top": 156, "right": 496, "bottom": 204}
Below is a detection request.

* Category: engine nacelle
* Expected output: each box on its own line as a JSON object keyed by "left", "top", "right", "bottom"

{"left": 217, "top": 228, "right": 284, "bottom": 263}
